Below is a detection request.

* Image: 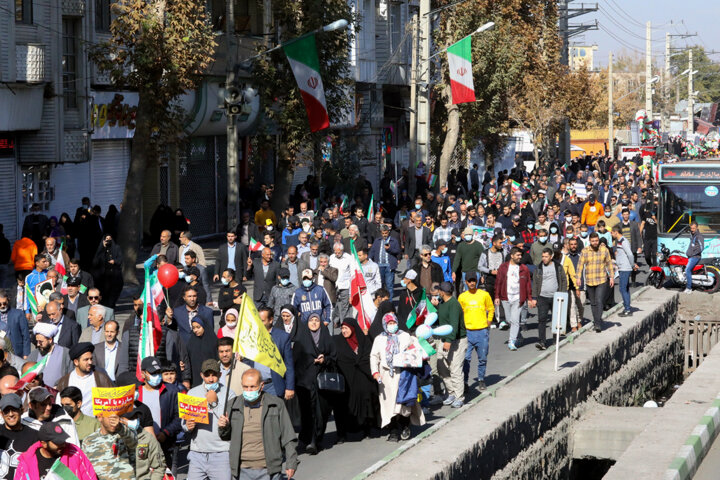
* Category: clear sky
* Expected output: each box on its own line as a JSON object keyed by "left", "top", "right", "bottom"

{"left": 574, "top": 0, "right": 720, "bottom": 68}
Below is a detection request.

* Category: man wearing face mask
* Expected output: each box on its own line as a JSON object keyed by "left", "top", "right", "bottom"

{"left": 291, "top": 269, "right": 332, "bottom": 326}
{"left": 431, "top": 240, "right": 453, "bottom": 283}
{"left": 452, "top": 227, "right": 484, "bottom": 291}
{"left": 137, "top": 356, "right": 182, "bottom": 468}
{"left": 183, "top": 266, "right": 207, "bottom": 306}
{"left": 217, "top": 268, "right": 246, "bottom": 315}
{"left": 219, "top": 369, "right": 298, "bottom": 480}
{"left": 397, "top": 270, "right": 423, "bottom": 332}
{"left": 183, "top": 359, "right": 236, "bottom": 480}
{"left": 530, "top": 229, "right": 549, "bottom": 266}
{"left": 59, "top": 386, "right": 100, "bottom": 444}
{"left": 268, "top": 268, "right": 296, "bottom": 320}
{"left": 184, "top": 250, "right": 213, "bottom": 306}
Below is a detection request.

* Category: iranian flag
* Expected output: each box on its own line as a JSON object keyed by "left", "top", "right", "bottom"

{"left": 367, "top": 195, "right": 374, "bottom": 222}
{"left": 46, "top": 458, "right": 79, "bottom": 480}
{"left": 447, "top": 35, "right": 475, "bottom": 104}
{"left": 349, "top": 240, "right": 374, "bottom": 331}
{"left": 10, "top": 354, "right": 48, "bottom": 390}
{"left": 284, "top": 34, "right": 330, "bottom": 132}
{"left": 249, "top": 238, "right": 263, "bottom": 252}
{"left": 406, "top": 289, "right": 437, "bottom": 330}
{"left": 136, "top": 264, "right": 163, "bottom": 381}
{"left": 511, "top": 180, "right": 521, "bottom": 193}
{"left": 24, "top": 283, "right": 38, "bottom": 316}
{"left": 339, "top": 195, "right": 348, "bottom": 215}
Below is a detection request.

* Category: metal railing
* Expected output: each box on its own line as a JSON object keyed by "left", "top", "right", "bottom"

{"left": 682, "top": 316, "right": 720, "bottom": 375}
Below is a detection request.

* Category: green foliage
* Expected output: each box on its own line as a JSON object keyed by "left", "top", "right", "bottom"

{"left": 90, "top": 0, "right": 217, "bottom": 155}
{"left": 251, "top": 0, "right": 355, "bottom": 169}
{"left": 670, "top": 46, "right": 720, "bottom": 104}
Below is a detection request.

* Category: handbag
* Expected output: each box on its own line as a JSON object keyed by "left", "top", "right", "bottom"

{"left": 317, "top": 371, "right": 345, "bottom": 393}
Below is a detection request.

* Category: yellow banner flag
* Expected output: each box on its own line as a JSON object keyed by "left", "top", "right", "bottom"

{"left": 92, "top": 384, "right": 135, "bottom": 417}
{"left": 233, "top": 295, "right": 286, "bottom": 377}
{"left": 178, "top": 392, "right": 209, "bottom": 424}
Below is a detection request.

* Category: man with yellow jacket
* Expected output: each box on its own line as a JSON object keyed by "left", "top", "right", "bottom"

{"left": 458, "top": 272, "right": 494, "bottom": 391}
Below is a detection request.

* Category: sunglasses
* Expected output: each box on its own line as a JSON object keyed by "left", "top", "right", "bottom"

{"left": 88, "top": 296, "right": 100, "bottom": 300}
{"left": 0, "top": 302, "right": 7, "bottom": 307}
{"left": 421, "top": 253, "right": 431, "bottom": 257}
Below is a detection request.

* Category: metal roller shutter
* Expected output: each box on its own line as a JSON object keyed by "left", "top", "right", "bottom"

{"left": 0, "top": 159, "right": 18, "bottom": 242}
{"left": 90, "top": 140, "right": 130, "bottom": 215}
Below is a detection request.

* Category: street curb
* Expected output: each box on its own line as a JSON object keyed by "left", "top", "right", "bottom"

{"left": 664, "top": 397, "right": 720, "bottom": 480}
{"left": 352, "top": 286, "right": 651, "bottom": 480}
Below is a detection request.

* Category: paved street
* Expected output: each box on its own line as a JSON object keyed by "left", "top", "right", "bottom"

{"left": 120, "top": 243, "right": 656, "bottom": 480}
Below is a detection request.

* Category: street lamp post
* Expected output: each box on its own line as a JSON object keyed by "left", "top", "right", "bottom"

{"left": 224, "top": 19, "right": 349, "bottom": 230}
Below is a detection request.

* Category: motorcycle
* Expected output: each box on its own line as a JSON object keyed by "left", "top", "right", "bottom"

{"left": 647, "top": 243, "right": 720, "bottom": 293}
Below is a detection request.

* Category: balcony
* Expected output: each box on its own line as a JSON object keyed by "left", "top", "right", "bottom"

{"left": 62, "top": 0, "right": 85, "bottom": 16}
{"left": 16, "top": 44, "right": 45, "bottom": 83}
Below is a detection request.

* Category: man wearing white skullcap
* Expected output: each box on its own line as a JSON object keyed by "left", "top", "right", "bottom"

{"left": 26, "top": 322, "right": 73, "bottom": 388}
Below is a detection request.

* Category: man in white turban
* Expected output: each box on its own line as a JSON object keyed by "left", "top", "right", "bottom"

{"left": 26, "top": 322, "right": 73, "bottom": 388}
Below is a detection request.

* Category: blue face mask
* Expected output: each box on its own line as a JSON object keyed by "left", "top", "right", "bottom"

{"left": 280, "top": 278, "right": 290, "bottom": 286}
{"left": 185, "top": 276, "right": 193, "bottom": 283}
{"left": 126, "top": 418, "right": 140, "bottom": 431}
{"left": 400, "top": 280, "right": 407, "bottom": 288}
{"left": 454, "top": 236, "right": 462, "bottom": 242}
{"left": 580, "top": 231, "right": 588, "bottom": 238}
{"left": 205, "top": 382, "right": 220, "bottom": 392}
{"left": 243, "top": 389, "right": 261, "bottom": 403}
{"left": 442, "top": 247, "right": 448, "bottom": 254}
{"left": 302, "top": 279, "right": 313, "bottom": 288}
{"left": 509, "top": 236, "right": 516, "bottom": 242}
{"left": 550, "top": 227, "right": 558, "bottom": 233}
{"left": 527, "top": 224, "right": 535, "bottom": 230}
{"left": 386, "top": 323, "right": 399, "bottom": 334}
{"left": 178, "top": 272, "right": 186, "bottom": 280}
{"left": 538, "top": 236, "right": 548, "bottom": 243}
{"left": 147, "top": 374, "right": 162, "bottom": 387}
{"left": 221, "top": 278, "right": 229, "bottom": 286}
{"left": 464, "top": 235, "right": 473, "bottom": 242}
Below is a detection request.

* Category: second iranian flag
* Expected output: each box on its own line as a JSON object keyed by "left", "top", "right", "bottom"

{"left": 447, "top": 35, "right": 475, "bottom": 104}
{"left": 284, "top": 34, "right": 330, "bottom": 132}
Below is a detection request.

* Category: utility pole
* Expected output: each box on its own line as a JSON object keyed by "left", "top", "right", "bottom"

{"left": 408, "top": 11, "right": 419, "bottom": 196}
{"left": 226, "top": 0, "right": 239, "bottom": 230}
{"left": 664, "top": 33, "right": 670, "bottom": 133}
{"left": 410, "top": 0, "right": 431, "bottom": 199}
{"left": 688, "top": 49, "right": 694, "bottom": 135}
{"left": 608, "top": 51, "right": 613, "bottom": 158}
{"left": 645, "top": 21, "right": 653, "bottom": 121}
{"left": 557, "top": 0, "right": 598, "bottom": 164}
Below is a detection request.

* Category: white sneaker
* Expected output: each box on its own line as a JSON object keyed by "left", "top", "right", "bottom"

{"left": 684, "top": 289, "right": 693, "bottom": 294}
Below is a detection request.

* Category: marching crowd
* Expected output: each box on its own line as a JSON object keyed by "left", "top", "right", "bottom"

{"left": 0, "top": 152, "right": 661, "bottom": 479}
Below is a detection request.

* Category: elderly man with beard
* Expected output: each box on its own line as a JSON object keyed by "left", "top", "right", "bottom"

{"left": 27, "top": 322, "right": 72, "bottom": 388}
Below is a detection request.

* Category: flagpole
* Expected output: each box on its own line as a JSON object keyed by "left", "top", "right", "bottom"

{"left": 223, "top": 356, "right": 237, "bottom": 416}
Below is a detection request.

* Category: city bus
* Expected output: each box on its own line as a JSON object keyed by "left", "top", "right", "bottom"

{"left": 657, "top": 161, "right": 720, "bottom": 259}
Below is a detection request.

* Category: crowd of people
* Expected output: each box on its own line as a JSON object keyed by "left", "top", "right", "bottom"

{"left": 0, "top": 151, "right": 663, "bottom": 479}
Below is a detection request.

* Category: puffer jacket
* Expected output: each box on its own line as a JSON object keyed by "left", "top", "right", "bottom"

{"left": 15, "top": 442, "right": 97, "bottom": 480}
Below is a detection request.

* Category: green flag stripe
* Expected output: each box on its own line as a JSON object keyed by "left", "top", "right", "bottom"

{"left": 447, "top": 35, "right": 472, "bottom": 61}
{"left": 283, "top": 34, "right": 320, "bottom": 72}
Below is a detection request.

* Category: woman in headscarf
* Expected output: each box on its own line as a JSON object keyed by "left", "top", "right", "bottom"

{"left": 217, "top": 308, "right": 238, "bottom": 339}
{"left": 370, "top": 312, "right": 425, "bottom": 442}
{"left": 274, "top": 304, "right": 299, "bottom": 342}
{"left": 333, "top": 318, "right": 379, "bottom": 442}
{"left": 368, "top": 298, "right": 395, "bottom": 342}
{"left": 293, "top": 312, "right": 337, "bottom": 455}
{"left": 186, "top": 317, "right": 218, "bottom": 387}
{"left": 45, "top": 216, "right": 66, "bottom": 240}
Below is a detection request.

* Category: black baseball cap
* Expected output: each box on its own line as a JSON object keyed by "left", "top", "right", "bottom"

{"left": 141, "top": 356, "right": 162, "bottom": 374}
{"left": 38, "top": 422, "right": 70, "bottom": 444}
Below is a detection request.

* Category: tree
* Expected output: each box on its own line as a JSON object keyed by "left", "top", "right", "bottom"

{"left": 429, "top": 0, "right": 562, "bottom": 184}
{"left": 92, "top": 0, "right": 216, "bottom": 283}
{"left": 249, "top": 0, "right": 354, "bottom": 213}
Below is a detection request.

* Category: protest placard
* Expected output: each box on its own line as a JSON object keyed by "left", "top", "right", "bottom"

{"left": 178, "top": 393, "right": 209, "bottom": 424}
{"left": 92, "top": 384, "right": 135, "bottom": 417}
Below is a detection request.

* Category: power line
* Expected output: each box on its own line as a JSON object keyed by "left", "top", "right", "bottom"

{"left": 597, "top": 21, "right": 664, "bottom": 58}
{"left": 597, "top": 6, "right": 665, "bottom": 44}
{"left": 603, "top": 0, "right": 674, "bottom": 30}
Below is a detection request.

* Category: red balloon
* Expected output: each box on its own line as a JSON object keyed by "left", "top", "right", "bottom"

{"left": 157, "top": 264, "right": 179, "bottom": 288}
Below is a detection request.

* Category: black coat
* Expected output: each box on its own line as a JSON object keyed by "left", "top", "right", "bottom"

{"left": 368, "top": 300, "right": 394, "bottom": 342}
{"left": 333, "top": 318, "right": 378, "bottom": 427}
{"left": 292, "top": 323, "right": 337, "bottom": 390}
{"left": 215, "top": 243, "right": 248, "bottom": 279}
{"left": 247, "top": 259, "right": 280, "bottom": 305}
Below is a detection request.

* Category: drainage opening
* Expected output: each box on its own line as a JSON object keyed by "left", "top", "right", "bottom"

{"left": 569, "top": 458, "right": 615, "bottom": 480}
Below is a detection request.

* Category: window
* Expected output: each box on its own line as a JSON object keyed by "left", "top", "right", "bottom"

{"left": 661, "top": 184, "right": 720, "bottom": 234}
{"left": 95, "top": 0, "right": 111, "bottom": 32}
{"left": 21, "top": 166, "right": 52, "bottom": 214}
{"left": 15, "top": 0, "right": 32, "bottom": 24}
{"left": 63, "top": 19, "right": 78, "bottom": 110}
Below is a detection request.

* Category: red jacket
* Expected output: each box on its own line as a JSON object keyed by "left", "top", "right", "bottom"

{"left": 495, "top": 261, "right": 533, "bottom": 305}
{"left": 16, "top": 442, "right": 97, "bottom": 480}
